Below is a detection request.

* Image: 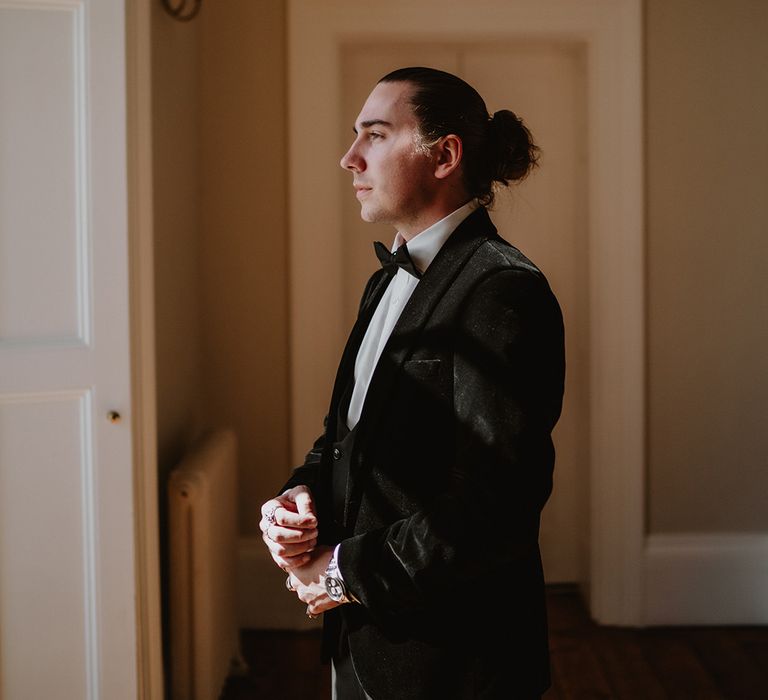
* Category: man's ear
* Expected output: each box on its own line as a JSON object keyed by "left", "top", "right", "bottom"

{"left": 433, "top": 134, "right": 463, "bottom": 180}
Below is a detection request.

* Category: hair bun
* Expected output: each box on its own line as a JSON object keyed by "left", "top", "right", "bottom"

{"left": 488, "top": 109, "right": 540, "bottom": 183}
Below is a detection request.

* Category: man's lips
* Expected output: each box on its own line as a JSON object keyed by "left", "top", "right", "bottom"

{"left": 354, "top": 185, "right": 372, "bottom": 199}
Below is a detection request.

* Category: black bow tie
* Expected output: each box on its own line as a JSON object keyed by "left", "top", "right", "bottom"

{"left": 373, "top": 241, "right": 422, "bottom": 279}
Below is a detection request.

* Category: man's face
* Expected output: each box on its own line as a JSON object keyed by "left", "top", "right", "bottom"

{"left": 340, "top": 81, "right": 438, "bottom": 235}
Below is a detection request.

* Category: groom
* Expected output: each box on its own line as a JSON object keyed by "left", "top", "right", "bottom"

{"left": 260, "top": 67, "right": 565, "bottom": 699}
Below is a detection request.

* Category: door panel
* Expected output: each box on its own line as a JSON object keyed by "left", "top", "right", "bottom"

{"left": 339, "top": 42, "right": 589, "bottom": 583}
{"left": 0, "top": 1, "right": 137, "bottom": 697}
{"left": 0, "top": 392, "right": 93, "bottom": 698}
{"left": 0, "top": 6, "right": 83, "bottom": 342}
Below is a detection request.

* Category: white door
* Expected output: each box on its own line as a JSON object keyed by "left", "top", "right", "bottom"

{"left": 0, "top": 1, "right": 138, "bottom": 698}
{"left": 338, "top": 44, "right": 589, "bottom": 584}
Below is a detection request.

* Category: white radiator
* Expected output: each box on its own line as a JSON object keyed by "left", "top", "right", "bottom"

{"left": 168, "top": 428, "right": 242, "bottom": 700}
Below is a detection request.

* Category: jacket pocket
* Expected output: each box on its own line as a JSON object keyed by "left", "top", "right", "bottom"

{"left": 403, "top": 358, "right": 442, "bottom": 378}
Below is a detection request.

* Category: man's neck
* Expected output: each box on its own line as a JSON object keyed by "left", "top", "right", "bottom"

{"left": 397, "top": 196, "right": 473, "bottom": 242}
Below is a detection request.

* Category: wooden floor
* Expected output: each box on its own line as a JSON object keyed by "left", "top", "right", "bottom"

{"left": 221, "top": 586, "right": 768, "bottom": 699}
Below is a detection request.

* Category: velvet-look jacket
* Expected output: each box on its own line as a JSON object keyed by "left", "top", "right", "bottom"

{"left": 280, "top": 207, "right": 565, "bottom": 699}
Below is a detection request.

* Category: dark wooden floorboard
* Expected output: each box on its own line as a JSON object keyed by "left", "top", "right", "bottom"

{"left": 588, "top": 629, "right": 666, "bottom": 700}
{"left": 685, "top": 628, "right": 768, "bottom": 700}
{"left": 220, "top": 587, "right": 768, "bottom": 699}
{"left": 546, "top": 633, "right": 614, "bottom": 699}
{"left": 732, "top": 628, "right": 768, "bottom": 677}
{"left": 636, "top": 633, "right": 723, "bottom": 698}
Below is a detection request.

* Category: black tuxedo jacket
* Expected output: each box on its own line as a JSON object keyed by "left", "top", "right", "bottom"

{"left": 281, "top": 207, "right": 565, "bottom": 698}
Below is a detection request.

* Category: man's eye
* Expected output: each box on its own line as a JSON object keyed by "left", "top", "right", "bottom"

{"left": 369, "top": 131, "right": 383, "bottom": 140}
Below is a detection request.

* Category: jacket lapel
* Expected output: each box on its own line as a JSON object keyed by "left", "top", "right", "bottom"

{"left": 354, "top": 207, "right": 496, "bottom": 441}
{"left": 324, "top": 268, "right": 392, "bottom": 441}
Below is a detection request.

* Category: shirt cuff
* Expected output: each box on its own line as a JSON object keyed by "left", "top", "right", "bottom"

{"left": 333, "top": 543, "right": 342, "bottom": 576}
{"left": 333, "top": 543, "right": 360, "bottom": 604}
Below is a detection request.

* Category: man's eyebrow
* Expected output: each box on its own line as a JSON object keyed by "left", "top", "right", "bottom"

{"left": 353, "top": 119, "right": 393, "bottom": 134}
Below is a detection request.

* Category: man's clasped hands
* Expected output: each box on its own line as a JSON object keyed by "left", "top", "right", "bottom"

{"left": 260, "top": 485, "right": 341, "bottom": 619}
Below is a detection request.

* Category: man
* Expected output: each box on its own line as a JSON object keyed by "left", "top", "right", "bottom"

{"left": 260, "top": 67, "right": 565, "bottom": 699}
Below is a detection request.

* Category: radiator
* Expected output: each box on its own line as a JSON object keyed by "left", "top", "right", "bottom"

{"left": 169, "top": 428, "right": 242, "bottom": 700}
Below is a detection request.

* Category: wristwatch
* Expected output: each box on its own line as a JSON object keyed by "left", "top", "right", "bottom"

{"left": 324, "top": 553, "right": 356, "bottom": 604}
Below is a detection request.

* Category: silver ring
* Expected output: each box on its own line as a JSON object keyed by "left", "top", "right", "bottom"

{"left": 264, "top": 504, "right": 279, "bottom": 527}
{"left": 286, "top": 575, "right": 294, "bottom": 591}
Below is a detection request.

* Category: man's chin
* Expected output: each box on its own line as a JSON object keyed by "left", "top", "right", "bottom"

{"left": 359, "top": 204, "right": 393, "bottom": 226}
{"left": 360, "top": 206, "right": 378, "bottom": 224}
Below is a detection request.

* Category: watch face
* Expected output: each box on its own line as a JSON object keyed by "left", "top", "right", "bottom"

{"left": 325, "top": 575, "right": 345, "bottom": 602}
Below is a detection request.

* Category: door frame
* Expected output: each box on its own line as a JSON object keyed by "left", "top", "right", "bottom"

{"left": 126, "top": 0, "right": 163, "bottom": 697}
{"left": 288, "top": 0, "right": 645, "bottom": 625}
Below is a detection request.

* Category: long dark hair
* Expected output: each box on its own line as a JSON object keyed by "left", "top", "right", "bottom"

{"left": 379, "top": 67, "right": 540, "bottom": 207}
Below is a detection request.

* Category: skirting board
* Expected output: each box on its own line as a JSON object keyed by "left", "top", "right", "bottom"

{"left": 644, "top": 533, "right": 768, "bottom": 626}
{"left": 238, "top": 536, "right": 321, "bottom": 630}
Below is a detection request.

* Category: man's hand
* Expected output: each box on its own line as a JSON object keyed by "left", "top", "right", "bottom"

{"left": 260, "top": 485, "right": 318, "bottom": 570}
{"left": 287, "top": 545, "right": 342, "bottom": 617}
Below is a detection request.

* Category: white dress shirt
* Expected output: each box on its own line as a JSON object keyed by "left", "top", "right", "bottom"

{"left": 346, "top": 199, "right": 479, "bottom": 431}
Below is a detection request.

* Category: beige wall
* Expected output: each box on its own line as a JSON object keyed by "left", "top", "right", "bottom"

{"left": 646, "top": 0, "right": 768, "bottom": 532}
{"left": 151, "top": 1, "right": 289, "bottom": 535}
{"left": 199, "top": 0, "right": 290, "bottom": 534}
{"left": 151, "top": 2, "right": 206, "bottom": 481}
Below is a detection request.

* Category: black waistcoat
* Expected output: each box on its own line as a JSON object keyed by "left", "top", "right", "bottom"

{"left": 331, "top": 378, "right": 356, "bottom": 534}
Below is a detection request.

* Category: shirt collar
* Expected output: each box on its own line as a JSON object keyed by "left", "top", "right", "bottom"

{"left": 392, "top": 200, "right": 479, "bottom": 275}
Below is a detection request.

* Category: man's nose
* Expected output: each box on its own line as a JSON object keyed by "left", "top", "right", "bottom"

{"left": 340, "top": 144, "right": 363, "bottom": 172}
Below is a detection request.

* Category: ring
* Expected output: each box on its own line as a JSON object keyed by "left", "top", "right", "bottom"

{"left": 264, "top": 504, "right": 279, "bottom": 527}
{"left": 286, "top": 575, "right": 294, "bottom": 591}
{"left": 306, "top": 608, "right": 318, "bottom": 620}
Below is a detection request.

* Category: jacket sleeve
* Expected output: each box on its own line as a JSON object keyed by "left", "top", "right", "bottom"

{"left": 337, "top": 267, "right": 565, "bottom": 618}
